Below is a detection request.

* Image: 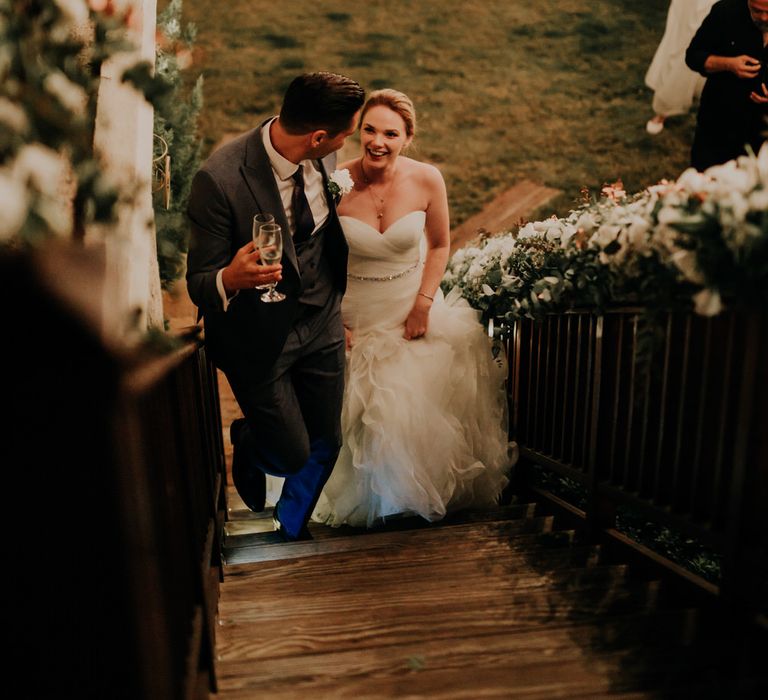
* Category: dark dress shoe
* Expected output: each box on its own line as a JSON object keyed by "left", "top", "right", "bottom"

{"left": 230, "top": 419, "right": 266, "bottom": 512}
{"left": 274, "top": 522, "right": 313, "bottom": 542}
{"left": 272, "top": 509, "right": 313, "bottom": 542}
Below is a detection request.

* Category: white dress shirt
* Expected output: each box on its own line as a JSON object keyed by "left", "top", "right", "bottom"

{"left": 215, "top": 118, "right": 330, "bottom": 310}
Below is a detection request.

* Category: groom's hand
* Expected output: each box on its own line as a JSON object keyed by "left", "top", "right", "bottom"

{"left": 222, "top": 241, "right": 282, "bottom": 295}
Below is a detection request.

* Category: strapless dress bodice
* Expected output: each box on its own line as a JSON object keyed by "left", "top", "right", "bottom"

{"left": 340, "top": 210, "right": 426, "bottom": 279}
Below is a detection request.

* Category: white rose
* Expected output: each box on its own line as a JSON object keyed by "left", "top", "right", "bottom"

{"left": 44, "top": 71, "right": 88, "bottom": 114}
{"left": 516, "top": 222, "right": 537, "bottom": 239}
{"left": 36, "top": 197, "right": 73, "bottom": 238}
{"left": 559, "top": 223, "right": 577, "bottom": 247}
{"left": 670, "top": 249, "right": 705, "bottom": 285}
{"left": 756, "top": 142, "right": 768, "bottom": 184}
{"left": 676, "top": 168, "right": 711, "bottom": 194}
{"left": 590, "top": 224, "right": 620, "bottom": 248}
{"left": 693, "top": 288, "right": 723, "bottom": 317}
{"left": 748, "top": 188, "right": 768, "bottom": 211}
{"left": 0, "top": 97, "right": 29, "bottom": 134}
{"left": 467, "top": 262, "right": 485, "bottom": 282}
{"left": 329, "top": 168, "right": 354, "bottom": 195}
{"left": 13, "top": 144, "right": 68, "bottom": 197}
{"left": 625, "top": 216, "right": 650, "bottom": 249}
{"left": 574, "top": 211, "right": 597, "bottom": 233}
{"left": 0, "top": 171, "right": 29, "bottom": 241}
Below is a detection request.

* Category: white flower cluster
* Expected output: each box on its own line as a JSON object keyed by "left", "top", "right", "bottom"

{"left": 0, "top": 145, "right": 73, "bottom": 241}
{"left": 328, "top": 168, "right": 354, "bottom": 197}
{"left": 1, "top": 0, "right": 140, "bottom": 246}
{"left": 445, "top": 144, "right": 768, "bottom": 319}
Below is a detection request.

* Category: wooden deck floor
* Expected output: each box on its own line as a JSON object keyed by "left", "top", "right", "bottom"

{"left": 212, "top": 498, "right": 758, "bottom": 699}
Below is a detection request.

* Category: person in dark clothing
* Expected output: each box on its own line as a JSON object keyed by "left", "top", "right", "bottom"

{"left": 186, "top": 73, "right": 364, "bottom": 540}
{"left": 685, "top": 0, "right": 768, "bottom": 170}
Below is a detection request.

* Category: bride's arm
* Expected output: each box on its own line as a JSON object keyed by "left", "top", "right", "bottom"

{"left": 403, "top": 165, "right": 450, "bottom": 340}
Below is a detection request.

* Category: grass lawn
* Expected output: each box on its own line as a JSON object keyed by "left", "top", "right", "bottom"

{"left": 173, "top": 0, "right": 696, "bottom": 227}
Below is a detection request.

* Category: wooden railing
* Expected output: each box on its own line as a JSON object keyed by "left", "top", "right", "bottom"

{"left": 113, "top": 337, "right": 226, "bottom": 698}
{"left": 507, "top": 307, "right": 767, "bottom": 619}
{"left": 7, "top": 249, "right": 226, "bottom": 699}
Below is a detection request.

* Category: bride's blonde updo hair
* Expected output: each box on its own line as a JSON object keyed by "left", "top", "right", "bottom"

{"left": 360, "top": 89, "right": 417, "bottom": 139}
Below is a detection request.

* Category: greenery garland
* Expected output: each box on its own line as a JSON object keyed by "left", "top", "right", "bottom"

{"left": 444, "top": 150, "right": 768, "bottom": 327}
{"left": 153, "top": 0, "right": 202, "bottom": 291}
{"left": 0, "top": 0, "right": 168, "bottom": 246}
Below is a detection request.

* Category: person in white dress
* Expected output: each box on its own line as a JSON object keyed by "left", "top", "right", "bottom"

{"left": 645, "top": 0, "right": 718, "bottom": 134}
{"left": 311, "top": 89, "right": 514, "bottom": 528}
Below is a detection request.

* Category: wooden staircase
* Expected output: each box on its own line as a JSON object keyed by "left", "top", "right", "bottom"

{"left": 214, "top": 495, "right": 766, "bottom": 698}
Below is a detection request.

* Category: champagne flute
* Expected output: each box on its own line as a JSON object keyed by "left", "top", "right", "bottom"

{"left": 257, "top": 223, "right": 286, "bottom": 303}
{"left": 252, "top": 213, "right": 275, "bottom": 289}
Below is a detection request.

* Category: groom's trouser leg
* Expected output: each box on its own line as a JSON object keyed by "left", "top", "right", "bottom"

{"left": 227, "top": 303, "right": 345, "bottom": 536}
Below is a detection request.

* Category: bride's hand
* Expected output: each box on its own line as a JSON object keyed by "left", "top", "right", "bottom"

{"left": 403, "top": 296, "right": 432, "bottom": 340}
{"left": 344, "top": 326, "right": 354, "bottom": 350}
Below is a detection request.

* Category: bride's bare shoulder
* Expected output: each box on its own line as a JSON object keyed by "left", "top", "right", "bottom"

{"left": 402, "top": 157, "right": 445, "bottom": 191}
{"left": 402, "top": 156, "right": 443, "bottom": 178}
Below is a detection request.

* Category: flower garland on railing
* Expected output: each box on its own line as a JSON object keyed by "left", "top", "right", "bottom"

{"left": 443, "top": 146, "right": 768, "bottom": 326}
{"left": 0, "top": 0, "right": 170, "bottom": 246}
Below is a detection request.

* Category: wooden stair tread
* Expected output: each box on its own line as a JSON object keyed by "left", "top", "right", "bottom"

{"left": 217, "top": 580, "right": 661, "bottom": 660}
{"left": 450, "top": 180, "right": 561, "bottom": 253}
{"left": 223, "top": 544, "right": 603, "bottom": 583}
{"left": 214, "top": 488, "right": 767, "bottom": 696}
{"left": 220, "top": 563, "right": 629, "bottom": 603}
{"left": 216, "top": 609, "right": 698, "bottom": 694}
{"left": 214, "top": 618, "right": 712, "bottom": 698}
{"left": 225, "top": 501, "right": 537, "bottom": 536}
{"left": 224, "top": 517, "right": 558, "bottom": 565}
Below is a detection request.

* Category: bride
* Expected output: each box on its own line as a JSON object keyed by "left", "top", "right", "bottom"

{"left": 312, "top": 89, "right": 514, "bottom": 528}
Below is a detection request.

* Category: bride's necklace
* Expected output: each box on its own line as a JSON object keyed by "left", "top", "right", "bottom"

{"left": 360, "top": 159, "right": 396, "bottom": 220}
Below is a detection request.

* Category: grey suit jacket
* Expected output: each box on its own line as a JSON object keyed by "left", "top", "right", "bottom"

{"left": 186, "top": 123, "right": 348, "bottom": 379}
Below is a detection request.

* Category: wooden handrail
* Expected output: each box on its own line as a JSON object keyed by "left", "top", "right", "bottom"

{"left": 507, "top": 308, "right": 767, "bottom": 620}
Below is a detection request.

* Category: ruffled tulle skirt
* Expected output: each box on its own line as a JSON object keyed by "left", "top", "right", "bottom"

{"left": 311, "top": 268, "right": 513, "bottom": 528}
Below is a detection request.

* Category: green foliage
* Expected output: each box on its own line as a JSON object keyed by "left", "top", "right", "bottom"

{"left": 616, "top": 507, "right": 721, "bottom": 584}
{"left": 444, "top": 151, "right": 768, "bottom": 332}
{"left": 153, "top": 0, "right": 203, "bottom": 290}
{"left": 1, "top": 0, "right": 171, "bottom": 245}
{"left": 528, "top": 467, "right": 721, "bottom": 583}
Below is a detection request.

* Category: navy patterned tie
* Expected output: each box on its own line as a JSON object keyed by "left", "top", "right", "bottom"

{"left": 291, "top": 166, "right": 315, "bottom": 245}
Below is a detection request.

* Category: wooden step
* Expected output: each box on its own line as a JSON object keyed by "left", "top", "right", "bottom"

{"left": 216, "top": 609, "right": 698, "bottom": 698}
{"left": 225, "top": 502, "right": 538, "bottom": 538}
{"left": 224, "top": 516, "right": 557, "bottom": 565}
{"left": 213, "top": 483, "right": 767, "bottom": 696}
{"left": 449, "top": 180, "right": 561, "bottom": 254}
{"left": 224, "top": 544, "right": 604, "bottom": 586}
{"left": 218, "top": 578, "right": 661, "bottom": 661}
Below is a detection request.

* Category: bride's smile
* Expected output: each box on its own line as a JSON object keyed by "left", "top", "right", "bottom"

{"left": 360, "top": 104, "right": 413, "bottom": 172}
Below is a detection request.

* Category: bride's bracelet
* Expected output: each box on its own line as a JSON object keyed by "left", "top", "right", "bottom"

{"left": 417, "top": 292, "right": 434, "bottom": 302}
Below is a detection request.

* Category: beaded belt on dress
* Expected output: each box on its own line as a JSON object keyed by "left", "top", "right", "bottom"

{"left": 346, "top": 261, "right": 420, "bottom": 282}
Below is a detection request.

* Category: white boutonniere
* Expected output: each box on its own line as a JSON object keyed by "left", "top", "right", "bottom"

{"left": 327, "top": 168, "right": 354, "bottom": 198}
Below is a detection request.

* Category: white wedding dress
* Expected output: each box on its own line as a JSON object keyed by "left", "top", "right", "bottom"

{"left": 311, "top": 210, "right": 513, "bottom": 528}
{"left": 645, "top": 0, "right": 717, "bottom": 116}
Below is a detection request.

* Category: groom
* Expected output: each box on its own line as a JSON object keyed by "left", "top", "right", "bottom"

{"left": 186, "top": 72, "right": 364, "bottom": 540}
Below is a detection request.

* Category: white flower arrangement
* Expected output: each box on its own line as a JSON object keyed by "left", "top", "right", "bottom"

{"left": 444, "top": 144, "right": 768, "bottom": 324}
{"left": 327, "top": 168, "right": 354, "bottom": 198}
{"left": 1, "top": 0, "right": 159, "bottom": 246}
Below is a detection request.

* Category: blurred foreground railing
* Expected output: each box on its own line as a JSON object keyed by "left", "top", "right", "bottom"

{"left": 507, "top": 307, "right": 767, "bottom": 619}
{"left": 114, "top": 338, "right": 226, "bottom": 698}
{"left": 6, "top": 250, "right": 226, "bottom": 699}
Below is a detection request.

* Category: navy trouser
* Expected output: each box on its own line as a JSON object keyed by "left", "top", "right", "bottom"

{"left": 227, "top": 300, "right": 345, "bottom": 537}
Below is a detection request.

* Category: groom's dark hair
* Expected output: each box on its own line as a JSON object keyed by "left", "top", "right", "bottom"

{"left": 280, "top": 72, "right": 365, "bottom": 137}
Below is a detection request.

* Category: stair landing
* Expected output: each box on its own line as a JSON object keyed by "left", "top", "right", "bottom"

{"left": 450, "top": 180, "right": 560, "bottom": 253}
{"left": 213, "top": 499, "right": 758, "bottom": 698}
